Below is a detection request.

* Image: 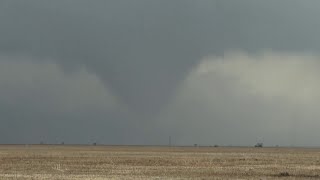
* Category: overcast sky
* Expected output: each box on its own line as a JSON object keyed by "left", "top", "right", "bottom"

{"left": 1, "top": 0, "right": 320, "bottom": 146}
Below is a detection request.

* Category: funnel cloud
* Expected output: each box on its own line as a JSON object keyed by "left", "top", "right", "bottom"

{"left": 1, "top": 0, "right": 320, "bottom": 145}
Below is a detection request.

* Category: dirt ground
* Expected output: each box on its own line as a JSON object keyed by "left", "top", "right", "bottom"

{"left": 0, "top": 145, "right": 320, "bottom": 179}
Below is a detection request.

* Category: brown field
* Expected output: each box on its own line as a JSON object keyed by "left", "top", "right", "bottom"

{"left": 0, "top": 145, "right": 320, "bottom": 179}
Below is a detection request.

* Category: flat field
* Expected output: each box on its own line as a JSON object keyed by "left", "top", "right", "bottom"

{"left": 0, "top": 145, "right": 320, "bottom": 179}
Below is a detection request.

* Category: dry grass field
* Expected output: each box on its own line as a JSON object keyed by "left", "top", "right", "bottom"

{"left": 0, "top": 145, "right": 320, "bottom": 179}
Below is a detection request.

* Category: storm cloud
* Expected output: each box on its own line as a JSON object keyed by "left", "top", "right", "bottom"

{"left": 159, "top": 52, "right": 320, "bottom": 146}
{"left": 1, "top": 0, "right": 320, "bottom": 145}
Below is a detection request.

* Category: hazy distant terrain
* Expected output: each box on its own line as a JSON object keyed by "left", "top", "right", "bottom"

{"left": 0, "top": 145, "right": 319, "bottom": 179}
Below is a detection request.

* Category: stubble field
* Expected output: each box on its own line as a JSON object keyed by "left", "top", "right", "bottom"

{"left": 0, "top": 145, "right": 320, "bottom": 179}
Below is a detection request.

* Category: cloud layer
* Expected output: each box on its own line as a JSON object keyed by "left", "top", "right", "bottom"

{"left": 1, "top": 52, "right": 320, "bottom": 146}
{"left": 198, "top": 52, "right": 320, "bottom": 104}
{"left": 159, "top": 52, "right": 320, "bottom": 146}
{"left": 0, "top": 55, "right": 127, "bottom": 144}
{"left": 2, "top": 0, "right": 320, "bottom": 117}
{"left": 1, "top": 1, "right": 320, "bottom": 145}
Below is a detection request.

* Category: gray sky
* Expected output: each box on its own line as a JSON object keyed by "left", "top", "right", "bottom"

{"left": 1, "top": 0, "right": 320, "bottom": 146}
